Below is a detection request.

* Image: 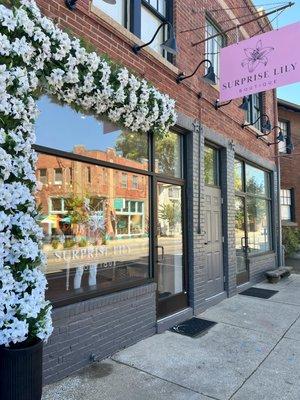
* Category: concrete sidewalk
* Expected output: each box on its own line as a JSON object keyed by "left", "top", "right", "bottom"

{"left": 43, "top": 275, "right": 300, "bottom": 400}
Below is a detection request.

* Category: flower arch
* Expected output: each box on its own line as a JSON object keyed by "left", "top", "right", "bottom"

{"left": 0, "top": 0, "right": 177, "bottom": 346}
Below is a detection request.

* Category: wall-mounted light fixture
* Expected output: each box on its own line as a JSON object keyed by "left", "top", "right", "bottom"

{"left": 65, "top": 0, "right": 77, "bottom": 10}
{"left": 242, "top": 113, "right": 272, "bottom": 133}
{"left": 267, "top": 131, "right": 285, "bottom": 146}
{"left": 286, "top": 141, "right": 295, "bottom": 152}
{"left": 256, "top": 125, "right": 280, "bottom": 140}
{"left": 132, "top": 22, "right": 177, "bottom": 55}
{"left": 214, "top": 96, "right": 249, "bottom": 111}
{"left": 176, "top": 59, "right": 216, "bottom": 84}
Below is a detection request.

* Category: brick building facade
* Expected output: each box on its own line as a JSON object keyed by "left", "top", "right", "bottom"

{"left": 30, "top": 0, "right": 280, "bottom": 383}
{"left": 278, "top": 99, "right": 300, "bottom": 226}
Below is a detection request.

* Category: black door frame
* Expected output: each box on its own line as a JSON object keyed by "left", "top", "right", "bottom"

{"left": 235, "top": 195, "right": 250, "bottom": 286}
{"left": 151, "top": 132, "right": 189, "bottom": 319}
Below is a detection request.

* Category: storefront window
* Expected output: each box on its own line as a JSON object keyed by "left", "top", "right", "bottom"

{"left": 154, "top": 131, "right": 182, "bottom": 177}
{"left": 234, "top": 159, "right": 272, "bottom": 255}
{"left": 204, "top": 145, "right": 219, "bottom": 186}
{"left": 35, "top": 96, "right": 185, "bottom": 307}
{"left": 35, "top": 155, "right": 149, "bottom": 304}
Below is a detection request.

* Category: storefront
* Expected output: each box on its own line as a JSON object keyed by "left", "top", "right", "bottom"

{"left": 35, "top": 95, "right": 188, "bottom": 319}
{"left": 0, "top": 0, "right": 278, "bottom": 385}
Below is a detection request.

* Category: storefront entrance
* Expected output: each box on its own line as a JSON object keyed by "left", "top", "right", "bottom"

{"left": 203, "top": 145, "right": 225, "bottom": 302}
{"left": 156, "top": 181, "right": 187, "bottom": 318}
{"left": 204, "top": 185, "right": 224, "bottom": 299}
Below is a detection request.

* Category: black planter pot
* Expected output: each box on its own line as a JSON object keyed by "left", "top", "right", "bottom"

{"left": 0, "top": 339, "right": 43, "bottom": 400}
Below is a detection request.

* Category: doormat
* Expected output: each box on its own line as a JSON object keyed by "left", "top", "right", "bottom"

{"left": 239, "top": 287, "right": 278, "bottom": 299}
{"left": 170, "top": 317, "right": 216, "bottom": 338}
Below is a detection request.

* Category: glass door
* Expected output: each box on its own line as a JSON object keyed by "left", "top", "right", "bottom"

{"left": 156, "top": 182, "right": 187, "bottom": 318}
{"left": 235, "top": 196, "right": 250, "bottom": 285}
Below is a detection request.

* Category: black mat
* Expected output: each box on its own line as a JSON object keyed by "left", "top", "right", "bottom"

{"left": 239, "top": 287, "right": 278, "bottom": 299}
{"left": 170, "top": 317, "right": 216, "bottom": 338}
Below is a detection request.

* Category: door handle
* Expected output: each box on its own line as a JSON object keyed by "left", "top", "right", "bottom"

{"left": 156, "top": 245, "right": 165, "bottom": 261}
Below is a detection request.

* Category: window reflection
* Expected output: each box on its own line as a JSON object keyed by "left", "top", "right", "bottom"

{"left": 141, "top": 5, "right": 165, "bottom": 55}
{"left": 36, "top": 154, "right": 149, "bottom": 303}
{"left": 204, "top": 145, "right": 218, "bottom": 186}
{"left": 36, "top": 96, "right": 149, "bottom": 170}
{"left": 155, "top": 131, "right": 182, "bottom": 177}
{"left": 92, "top": 0, "right": 126, "bottom": 27}
{"left": 245, "top": 164, "right": 268, "bottom": 196}
{"left": 246, "top": 198, "right": 271, "bottom": 254}
{"left": 234, "top": 159, "right": 243, "bottom": 192}
{"left": 157, "top": 183, "right": 183, "bottom": 297}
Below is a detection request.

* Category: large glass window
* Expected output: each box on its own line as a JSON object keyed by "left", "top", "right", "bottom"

{"left": 91, "top": 0, "right": 127, "bottom": 27}
{"left": 91, "top": 0, "right": 173, "bottom": 60}
{"left": 204, "top": 145, "right": 219, "bottom": 186}
{"left": 205, "top": 19, "right": 224, "bottom": 83}
{"left": 36, "top": 155, "right": 150, "bottom": 304}
{"left": 35, "top": 96, "right": 184, "bottom": 306}
{"left": 234, "top": 159, "right": 272, "bottom": 254}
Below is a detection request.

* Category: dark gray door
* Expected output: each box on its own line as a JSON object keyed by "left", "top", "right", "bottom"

{"left": 204, "top": 186, "right": 224, "bottom": 299}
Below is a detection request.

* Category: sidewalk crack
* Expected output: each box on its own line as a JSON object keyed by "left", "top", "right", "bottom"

{"left": 111, "top": 358, "right": 221, "bottom": 400}
{"left": 228, "top": 314, "right": 300, "bottom": 399}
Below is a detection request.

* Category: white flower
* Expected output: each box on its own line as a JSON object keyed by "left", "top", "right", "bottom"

{"left": 0, "top": 0, "right": 176, "bottom": 348}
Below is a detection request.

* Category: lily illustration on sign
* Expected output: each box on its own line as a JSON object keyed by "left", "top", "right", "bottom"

{"left": 241, "top": 40, "right": 274, "bottom": 73}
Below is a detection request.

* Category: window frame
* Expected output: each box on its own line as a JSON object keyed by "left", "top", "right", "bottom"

{"left": 246, "top": 93, "right": 263, "bottom": 131}
{"left": 205, "top": 16, "right": 226, "bottom": 83}
{"left": 92, "top": 0, "right": 174, "bottom": 61}
{"left": 278, "top": 119, "right": 292, "bottom": 154}
{"left": 54, "top": 167, "right": 63, "bottom": 185}
{"left": 234, "top": 157, "right": 273, "bottom": 256}
{"left": 280, "top": 188, "right": 295, "bottom": 221}
{"left": 34, "top": 123, "right": 186, "bottom": 308}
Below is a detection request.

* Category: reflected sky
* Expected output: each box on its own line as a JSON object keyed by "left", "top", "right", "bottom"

{"left": 35, "top": 96, "right": 121, "bottom": 152}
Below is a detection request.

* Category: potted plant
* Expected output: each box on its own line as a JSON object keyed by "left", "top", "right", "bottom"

{"left": 0, "top": 262, "right": 53, "bottom": 400}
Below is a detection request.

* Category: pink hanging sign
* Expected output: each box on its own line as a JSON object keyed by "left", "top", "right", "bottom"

{"left": 219, "top": 22, "right": 300, "bottom": 102}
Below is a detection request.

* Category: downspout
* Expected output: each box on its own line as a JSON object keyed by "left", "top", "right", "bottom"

{"left": 273, "top": 89, "right": 283, "bottom": 267}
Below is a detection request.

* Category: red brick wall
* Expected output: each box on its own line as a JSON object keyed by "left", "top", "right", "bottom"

{"left": 278, "top": 105, "right": 300, "bottom": 224}
{"left": 35, "top": 0, "right": 277, "bottom": 162}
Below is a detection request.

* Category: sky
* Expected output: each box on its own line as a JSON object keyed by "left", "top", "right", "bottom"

{"left": 35, "top": 96, "right": 121, "bottom": 152}
{"left": 253, "top": 0, "right": 300, "bottom": 104}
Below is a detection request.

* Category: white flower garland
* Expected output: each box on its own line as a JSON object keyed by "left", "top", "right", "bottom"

{"left": 0, "top": 0, "right": 177, "bottom": 347}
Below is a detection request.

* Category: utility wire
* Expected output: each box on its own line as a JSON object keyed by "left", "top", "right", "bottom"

{"left": 180, "top": 5, "right": 283, "bottom": 33}
{"left": 251, "top": 8, "right": 285, "bottom": 36}
{"left": 194, "top": 1, "right": 289, "bottom": 14}
{"left": 192, "top": 2, "right": 294, "bottom": 46}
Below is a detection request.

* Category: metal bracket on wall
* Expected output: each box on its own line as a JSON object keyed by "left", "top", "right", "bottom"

{"left": 228, "top": 139, "right": 236, "bottom": 151}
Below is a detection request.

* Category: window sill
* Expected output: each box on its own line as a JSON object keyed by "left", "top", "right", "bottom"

{"left": 90, "top": 3, "right": 179, "bottom": 75}
{"left": 282, "top": 220, "right": 298, "bottom": 227}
